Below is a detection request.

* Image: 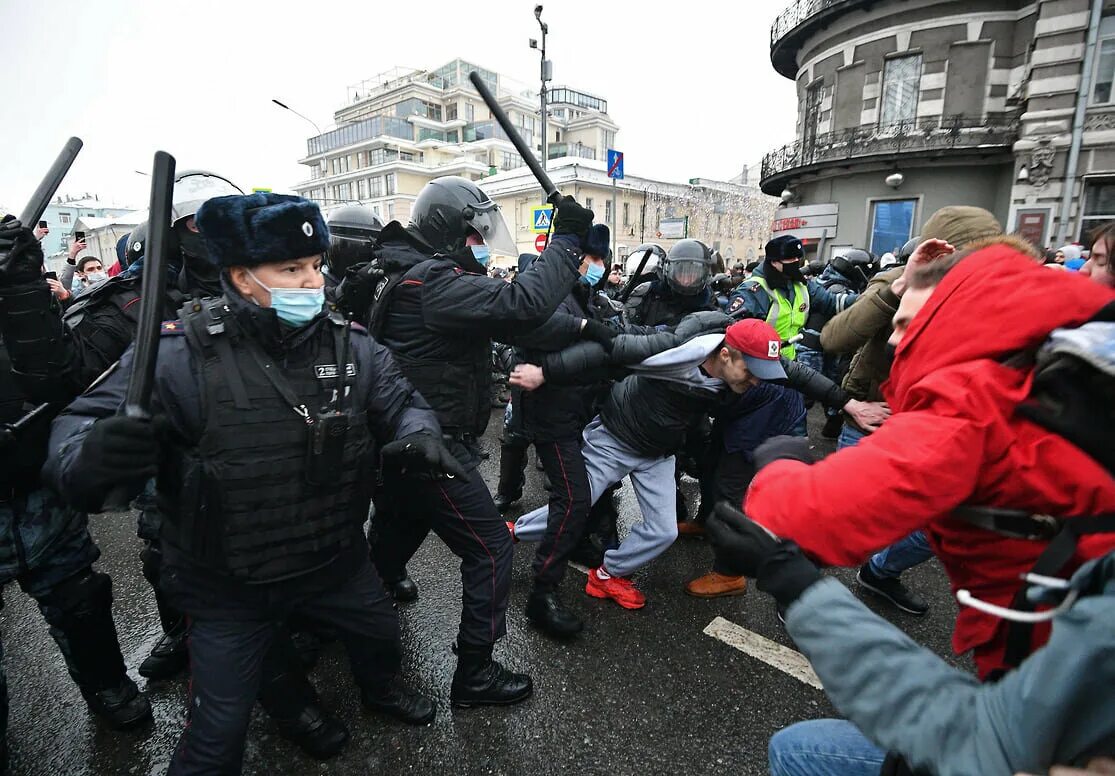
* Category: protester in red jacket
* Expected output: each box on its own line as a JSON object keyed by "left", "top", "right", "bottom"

{"left": 744, "top": 239, "right": 1115, "bottom": 678}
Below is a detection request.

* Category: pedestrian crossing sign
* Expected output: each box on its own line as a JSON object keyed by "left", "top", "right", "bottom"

{"left": 532, "top": 206, "right": 553, "bottom": 234}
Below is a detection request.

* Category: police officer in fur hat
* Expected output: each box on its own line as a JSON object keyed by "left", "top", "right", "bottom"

{"left": 45, "top": 193, "right": 458, "bottom": 775}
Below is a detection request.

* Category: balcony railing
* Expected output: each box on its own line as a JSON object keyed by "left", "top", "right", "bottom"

{"left": 771, "top": 0, "right": 858, "bottom": 46}
{"left": 307, "top": 116, "right": 414, "bottom": 156}
{"left": 760, "top": 116, "right": 1019, "bottom": 193}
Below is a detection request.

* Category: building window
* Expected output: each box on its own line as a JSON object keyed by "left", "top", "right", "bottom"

{"left": 880, "top": 54, "right": 923, "bottom": 125}
{"left": 1080, "top": 178, "right": 1115, "bottom": 240}
{"left": 336, "top": 182, "right": 351, "bottom": 201}
{"left": 59, "top": 213, "right": 71, "bottom": 224}
{"left": 387, "top": 203, "right": 395, "bottom": 220}
{"left": 605, "top": 199, "right": 613, "bottom": 225}
{"left": 585, "top": 197, "right": 593, "bottom": 211}
{"left": 385, "top": 173, "right": 396, "bottom": 195}
{"left": 623, "top": 202, "right": 630, "bottom": 226}
{"left": 358, "top": 178, "right": 368, "bottom": 199}
{"left": 465, "top": 102, "right": 475, "bottom": 122}
{"left": 447, "top": 102, "right": 458, "bottom": 121}
{"left": 1094, "top": 17, "right": 1115, "bottom": 103}
{"left": 369, "top": 177, "right": 383, "bottom": 197}
{"left": 869, "top": 199, "right": 917, "bottom": 255}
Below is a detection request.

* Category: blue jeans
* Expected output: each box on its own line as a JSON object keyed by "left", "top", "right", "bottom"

{"left": 769, "top": 719, "right": 886, "bottom": 776}
{"left": 837, "top": 423, "right": 933, "bottom": 578}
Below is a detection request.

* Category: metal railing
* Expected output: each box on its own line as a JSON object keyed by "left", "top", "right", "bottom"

{"left": 770, "top": 0, "right": 859, "bottom": 47}
{"left": 760, "top": 116, "right": 1020, "bottom": 186}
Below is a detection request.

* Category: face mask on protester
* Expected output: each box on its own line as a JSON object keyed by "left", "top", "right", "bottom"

{"left": 581, "top": 263, "right": 605, "bottom": 287}
{"left": 246, "top": 269, "right": 324, "bottom": 327}
{"left": 470, "top": 244, "right": 491, "bottom": 266}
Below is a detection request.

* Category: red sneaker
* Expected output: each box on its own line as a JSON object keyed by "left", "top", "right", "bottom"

{"left": 585, "top": 567, "right": 646, "bottom": 610}
{"left": 506, "top": 521, "right": 518, "bottom": 543}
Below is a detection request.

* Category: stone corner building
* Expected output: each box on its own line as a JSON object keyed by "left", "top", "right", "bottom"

{"left": 760, "top": 0, "right": 1115, "bottom": 258}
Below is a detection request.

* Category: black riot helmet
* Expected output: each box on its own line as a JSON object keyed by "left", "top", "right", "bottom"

{"left": 124, "top": 221, "right": 147, "bottom": 266}
{"left": 665, "top": 239, "right": 713, "bottom": 296}
{"left": 409, "top": 176, "right": 516, "bottom": 257}
{"left": 171, "top": 169, "right": 244, "bottom": 260}
{"left": 831, "top": 248, "right": 877, "bottom": 291}
{"left": 325, "top": 205, "right": 384, "bottom": 274}
{"left": 897, "top": 236, "right": 921, "bottom": 263}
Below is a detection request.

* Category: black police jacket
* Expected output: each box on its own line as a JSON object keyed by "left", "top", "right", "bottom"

{"left": 371, "top": 222, "right": 582, "bottom": 448}
{"left": 45, "top": 282, "right": 440, "bottom": 586}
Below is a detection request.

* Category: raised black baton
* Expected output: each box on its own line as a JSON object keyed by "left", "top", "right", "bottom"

{"left": 468, "top": 71, "right": 562, "bottom": 207}
{"left": 18, "top": 137, "right": 83, "bottom": 226}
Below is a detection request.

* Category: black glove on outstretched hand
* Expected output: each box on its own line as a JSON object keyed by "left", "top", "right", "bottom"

{"left": 707, "top": 502, "right": 821, "bottom": 608}
{"left": 0, "top": 215, "right": 46, "bottom": 286}
{"left": 580, "top": 319, "right": 618, "bottom": 347}
{"left": 753, "top": 435, "right": 816, "bottom": 472}
{"left": 79, "top": 415, "right": 164, "bottom": 488}
{"left": 381, "top": 432, "right": 468, "bottom": 480}
{"left": 551, "top": 195, "right": 594, "bottom": 242}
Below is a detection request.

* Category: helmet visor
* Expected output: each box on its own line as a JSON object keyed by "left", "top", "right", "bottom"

{"left": 668, "top": 259, "right": 709, "bottom": 295}
{"left": 172, "top": 173, "right": 243, "bottom": 224}
{"left": 466, "top": 202, "right": 517, "bottom": 258}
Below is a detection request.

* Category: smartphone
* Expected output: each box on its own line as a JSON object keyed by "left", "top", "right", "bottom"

{"left": 38, "top": 220, "right": 48, "bottom": 229}
{"left": 74, "top": 230, "right": 86, "bottom": 242}
{"left": 44, "top": 271, "right": 57, "bottom": 281}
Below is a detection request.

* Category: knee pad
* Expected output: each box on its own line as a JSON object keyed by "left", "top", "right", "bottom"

{"left": 39, "top": 569, "right": 112, "bottom": 624}
{"left": 140, "top": 542, "right": 164, "bottom": 587}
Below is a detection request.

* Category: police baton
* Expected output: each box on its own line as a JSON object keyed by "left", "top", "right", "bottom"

{"left": 102, "top": 150, "right": 175, "bottom": 510}
{"left": 468, "top": 71, "right": 562, "bottom": 207}
{"left": 619, "top": 246, "right": 654, "bottom": 303}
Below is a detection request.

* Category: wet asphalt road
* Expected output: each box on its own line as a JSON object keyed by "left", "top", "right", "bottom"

{"left": 1, "top": 407, "right": 966, "bottom": 775}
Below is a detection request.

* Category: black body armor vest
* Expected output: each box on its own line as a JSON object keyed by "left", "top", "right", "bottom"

{"left": 159, "top": 299, "right": 371, "bottom": 582}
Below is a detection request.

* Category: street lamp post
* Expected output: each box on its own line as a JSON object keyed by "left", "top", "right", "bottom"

{"left": 271, "top": 98, "right": 323, "bottom": 135}
{"left": 530, "top": 5, "right": 551, "bottom": 205}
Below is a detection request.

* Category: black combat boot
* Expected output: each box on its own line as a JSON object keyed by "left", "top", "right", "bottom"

{"left": 82, "top": 678, "right": 153, "bottom": 729}
{"left": 450, "top": 642, "right": 532, "bottom": 708}
{"left": 525, "top": 588, "right": 583, "bottom": 638}
{"left": 385, "top": 575, "right": 419, "bottom": 603}
{"left": 259, "top": 643, "right": 348, "bottom": 760}
{"left": 40, "top": 570, "right": 152, "bottom": 729}
{"left": 273, "top": 704, "right": 349, "bottom": 760}
{"left": 361, "top": 677, "right": 436, "bottom": 724}
{"left": 493, "top": 442, "right": 528, "bottom": 513}
{"left": 137, "top": 621, "right": 188, "bottom": 680}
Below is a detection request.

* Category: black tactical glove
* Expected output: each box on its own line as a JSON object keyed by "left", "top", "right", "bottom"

{"left": 334, "top": 262, "right": 378, "bottom": 321}
{"left": 753, "top": 435, "right": 816, "bottom": 472}
{"left": 0, "top": 215, "right": 46, "bottom": 286}
{"left": 78, "top": 415, "right": 164, "bottom": 488}
{"left": 707, "top": 502, "right": 821, "bottom": 608}
{"left": 580, "top": 319, "right": 618, "bottom": 347}
{"left": 551, "top": 195, "right": 594, "bottom": 242}
{"left": 706, "top": 501, "right": 781, "bottom": 578}
{"left": 381, "top": 432, "right": 468, "bottom": 479}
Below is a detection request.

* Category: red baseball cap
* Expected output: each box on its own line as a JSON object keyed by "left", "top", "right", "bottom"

{"left": 724, "top": 319, "right": 787, "bottom": 380}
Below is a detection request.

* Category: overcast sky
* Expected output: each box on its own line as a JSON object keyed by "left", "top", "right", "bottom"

{"left": 0, "top": 0, "right": 798, "bottom": 211}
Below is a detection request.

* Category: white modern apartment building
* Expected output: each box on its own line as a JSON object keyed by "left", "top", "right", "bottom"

{"left": 292, "top": 59, "right": 618, "bottom": 225}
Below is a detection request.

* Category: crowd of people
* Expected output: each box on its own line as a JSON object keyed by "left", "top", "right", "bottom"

{"left": 0, "top": 166, "right": 1112, "bottom": 776}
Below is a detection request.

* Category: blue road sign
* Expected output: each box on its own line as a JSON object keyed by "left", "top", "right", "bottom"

{"left": 607, "top": 149, "right": 624, "bottom": 179}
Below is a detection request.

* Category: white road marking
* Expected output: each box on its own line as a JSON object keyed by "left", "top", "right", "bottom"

{"left": 703, "top": 616, "right": 824, "bottom": 690}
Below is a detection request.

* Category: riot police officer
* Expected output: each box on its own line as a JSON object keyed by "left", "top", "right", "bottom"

{"left": 624, "top": 239, "right": 718, "bottom": 327}
{"left": 366, "top": 175, "right": 591, "bottom": 706}
{"left": 2, "top": 173, "right": 355, "bottom": 758}
{"left": 46, "top": 192, "right": 449, "bottom": 775}
{"left": 323, "top": 205, "right": 385, "bottom": 322}
{"left": 0, "top": 215, "right": 152, "bottom": 759}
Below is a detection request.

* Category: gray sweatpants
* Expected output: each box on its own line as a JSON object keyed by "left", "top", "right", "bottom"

{"left": 513, "top": 417, "right": 677, "bottom": 577}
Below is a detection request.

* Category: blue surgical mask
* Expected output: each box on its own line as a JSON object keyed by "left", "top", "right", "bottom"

{"left": 581, "top": 263, "right": 605, "bottom": 287}
{"left": 470, "top": 244, "right": 491, "bottom": 266}
{"left": 247, "top": 269, "right": 325, "bottom": 327}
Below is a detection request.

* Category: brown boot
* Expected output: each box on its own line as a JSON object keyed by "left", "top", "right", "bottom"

{"left": 676, "top": 521, "right": 705, "bottom": 537}
{"left": 684, "top": 571, "right": 747, "bottom": 598}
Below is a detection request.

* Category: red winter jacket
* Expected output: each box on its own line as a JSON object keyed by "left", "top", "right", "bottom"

{"left": 745, "top": 244, "right": 1115, "bottom": 678}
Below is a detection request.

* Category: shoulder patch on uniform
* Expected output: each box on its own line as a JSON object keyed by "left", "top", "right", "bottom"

{"left": 160, "top": 320, "right": 185, "bottom": 335}
{"left": 728, "top": 297, "right": 744, "bottom": 313}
